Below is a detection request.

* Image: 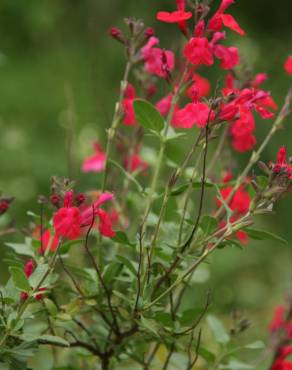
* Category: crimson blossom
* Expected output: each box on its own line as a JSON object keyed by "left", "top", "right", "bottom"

{"left": 82, "top": 141, "right": 106, "bottom": 173}
{"left": 284, "top": 56, "right": 292, "bottom": 75}
{"left": 53, "top": 190, "right": 115, "bottom": 240}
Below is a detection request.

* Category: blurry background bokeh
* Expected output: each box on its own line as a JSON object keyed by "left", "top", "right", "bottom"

{"left": 0, "top": 0, "right": 292, "bottom": 350}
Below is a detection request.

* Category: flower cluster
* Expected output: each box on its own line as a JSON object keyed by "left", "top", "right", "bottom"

{"left": 52, "top": 190, "right": 115, "bottom": 240}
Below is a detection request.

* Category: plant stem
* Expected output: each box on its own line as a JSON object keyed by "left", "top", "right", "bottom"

{"left": 102, "top": 60, "right": 132, "bottom": 192}
{"left": 143, "top": 214, "right": 251, "bottom": 311}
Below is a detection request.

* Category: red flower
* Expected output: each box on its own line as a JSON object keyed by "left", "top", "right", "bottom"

{"left": 122, "top": 84, "right": 137, "bottom": 126}
{"left": 96, "top": 209, "right": 116, "bottom": 238}
{"left": 53, "top": 207, "right": 81, "bottom": 240}
{"left": 141, "top": 37, "right": 175, "bottom": 78}
{"left": 213, "top": 44, "right": 240, "bottom": 70}
{"left": 82, "top": 141, "right": 106, "bottom": 173}
{"left": 24, "top": 260, "right": 34, "bottom": 278}
{"left": 172, "top": 102, "right": 214, "bottom": 129}
{"left": 33, "top": 227, "right": 60, "bottom": 254}
{"left": 231, "top": 134, "right": 256, "bottom": 153}
{"left": 156, "top": 10, "right": 192, "bottom": 23}
{"left": 187, "top": 73, "right": 211, "bottom": 101}
{"left": 156, "top": 0, "right": 192, "bottom": 35}
{"left": 156, "top": 94, "right": 174, "bottom": 117}
{"left": 284, "top": 56, "right": 292, "bottom": 75}
{"left": 216, "top": 185, "right": 250, "bottom": 215}
{"left": 208, "top": 0, "right": 245, "bottom": 36}
{"left": 53, "top": 191, "right": 115, "bottom": 240}
{"left": 183, "top": 37, "right": 214, "bottom": 66}
{"left": 123, "top": 146, "right": 149, "bottom": 174}
{"left": 271, "top": 147, "right": 292, "bottom": 179}
{"left": 108, "top": 208, "right": 120, "bottom": 226}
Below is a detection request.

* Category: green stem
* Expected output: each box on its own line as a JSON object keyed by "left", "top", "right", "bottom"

{"left": 143, "top": 214, "right": 250, "bottom": 311}
{"left": 102, "top": 60, "right": 132, "bottom": 192}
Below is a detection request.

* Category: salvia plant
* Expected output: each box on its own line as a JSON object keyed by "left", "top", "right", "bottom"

{"left": 1, "top": 0, "right": 292, "bottom": 369}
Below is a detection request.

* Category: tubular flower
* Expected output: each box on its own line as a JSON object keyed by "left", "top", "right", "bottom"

{"left": 213, "top": 44, "right": 240, "bottom": 70}
{"left": 82, "top": 142, "right": 106, "bottom": 173}
{"left": 172, "top": 102, "right": 215, "bottom": 129}
{"left": 156, "top": 94, "right": 174, "bottom": 117}
{"left": 271, "top": 146, "right": 292, "bottom": 179}
{"left": 215, "top": 173, "right": 251, "bottom": 244}
{"left": 122, "top": 83, "right": 137, "bottom": 126}
{"left": 183, "top": 37, "right": 214, "bottom": 66}
{"left": 33, "top": 227, "right": 60, "bottom": 254}
{"left": 230, "top": 108, "right": 256, "bottom": 152}
{"left": 156, "top": 0, "right": 192, "bottom": 34}
{"left": 123, "top": 146, "right": 149, "bottom": 174}
{"left": 284, "top": 56, "right": 292, "bottom": 75}
{"left": 141, "top": 37, "right": 175, "bottom": 78}
{"left": 187, "top": 73, "right": 211, "bottom": 101}
{"left": 53, "top": 191, "right": 115, "bottom": 240}
{"left": 208, "top": 0, "right": 245, "bottom": 36}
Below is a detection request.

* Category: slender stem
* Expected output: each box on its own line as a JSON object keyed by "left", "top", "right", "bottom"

{"left": 102, "top": 60, "right": 132, "bottom": 192}
{"left": 83, "top": 206, "right": 120, "bottom": 334}
{"left": 143, "top": 214, "right": 251, "bottom": 311}
{"left": 206, "top": 125, "right": 229, "bottom": 177}
{"left": 177, "top": 149, "right": 203, "bottom": 246}
{"left": 139, "top": 64, "right": 190, "bottom": 286}
{"left": 150, "top": 130, "right": 203, "bottom": 249}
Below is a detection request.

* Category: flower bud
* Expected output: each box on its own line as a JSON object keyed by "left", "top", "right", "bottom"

{"left": 0, "top": 200, "right": 9, "bottom": 215}
{"left": 109, "top": 27, "right": 126, "bottom": 44}
{"left": 50, "top": 194, "right": 60, "bottom": 208}
{"left": 75, "top": 193, "right": 86, "bottom": 206}
{"left": 145, "top": 27, "right": 155, "bottom": 38}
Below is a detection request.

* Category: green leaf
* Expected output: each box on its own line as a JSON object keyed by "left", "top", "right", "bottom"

{"left": 116, "top": 255, "right": 137, "bottom": 276}
{"left": 133, "top": 99, "right": 164, "bottom": 132}
{"left": 245, "top": 228, "right": 287, "bottom": 244}
{"left": 180, "top": 308, "right": 205, "bottom": 326}
{"left": 9, "top": 267, "right": 31, "bottom": 292}
{"left": 207, "top": 315, "right": 230, "bottom": 344}
{"left": 44, "top": 298, "right": 58, "bottom": 316}
{"left": 200, "top": 215, "right": 218, "bottom": 235}
{"left": 140, "top": 315, "right": 160, "bottom": 337}
{"left": 38, "top": 334, "right": 69, "bottom": 347}
{"left": 198, "top": 347, "right": 216, "bottom": 363}
{"left": 112, "top": 231, "right": 135, "bottom": 247}
{"left": 103, "top": 262, "right": 123, "bottom": 284}
{"left": 5, "top": 243, "right": 34, "bottom": 257}
{"left": 164, "top": 126, "right": 187, "bottom": 142}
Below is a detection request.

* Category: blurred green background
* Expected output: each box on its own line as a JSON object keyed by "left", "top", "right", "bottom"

{"left": 0, "top": 0, "right": 292, "bottom": 349}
